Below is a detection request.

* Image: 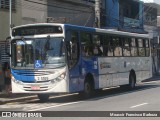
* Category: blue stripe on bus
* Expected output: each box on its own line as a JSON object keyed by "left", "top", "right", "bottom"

{"left": 11, "top": 69, "right": 35, "bottom": 82}
{"left": 65, "top": 24, "right": 96, "bottom": 32}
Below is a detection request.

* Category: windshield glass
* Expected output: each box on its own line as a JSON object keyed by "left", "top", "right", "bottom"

{"left": 11, "top": 37, "right": 66, "bottom": 69}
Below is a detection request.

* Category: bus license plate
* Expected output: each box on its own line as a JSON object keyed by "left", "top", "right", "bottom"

{"left": 37, "top": 77, "right": 49, "bottom": 81}
{"left": 31, "top": 86, "right": 40, "bottom": 90}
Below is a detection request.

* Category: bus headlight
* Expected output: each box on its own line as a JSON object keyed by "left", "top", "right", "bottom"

{"left": 13, "top": 79, "right": 23, "bottom": 85}
{"left": 12, "top": 77, "right": 23, "bottom": 85}
{"left": 51, "top": 72, "right": 66, "bottom": 83}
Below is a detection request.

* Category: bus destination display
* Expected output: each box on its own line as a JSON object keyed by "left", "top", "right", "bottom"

{"left": 12, "top": 26, "right": 63, "bottom": 36}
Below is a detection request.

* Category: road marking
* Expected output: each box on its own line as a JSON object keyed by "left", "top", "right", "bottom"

{"left": 130, "top": 103, "right": 148, "bottom": 108}
{"left": 28, "top": 101, "right": 84, "bottom": 111}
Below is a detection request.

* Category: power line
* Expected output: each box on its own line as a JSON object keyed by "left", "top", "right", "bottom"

{"left": 14, "top": 0, "right": 158, "bottom": 28}
{"left": 24, "top": 0, "right": 93, "bottom": 13}
{"left": 17, "top": 0, "right": 157, "bottom": 23}
{"left": 16, "top": 1, "right": 83, "bottom": 14}
{"left": 15, "top": 0, "right": 94, "bottom": 25}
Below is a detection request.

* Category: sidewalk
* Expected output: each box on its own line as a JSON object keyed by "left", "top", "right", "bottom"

{"left": 142, "top": 75, "right": 160, "bottom": 82}
{"left": 0, "top": 92, "right": 37, "bottom": 105}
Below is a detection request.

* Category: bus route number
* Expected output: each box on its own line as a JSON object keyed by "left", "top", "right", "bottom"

{"left": 37, "top": 77, "right": 48, "bottom": 81}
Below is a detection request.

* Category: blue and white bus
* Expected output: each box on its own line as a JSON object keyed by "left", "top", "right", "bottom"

{"left": 6, "top": 23, "right": 152, "bottom": 101}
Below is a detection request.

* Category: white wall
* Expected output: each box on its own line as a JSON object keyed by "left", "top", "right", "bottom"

{"left": 0, "top": 0, "right": 22, "bottom": 41}
{"left": 21, "top": 0, "right": 47, "bottom": 24}
{"left": 47, "top": 0, "right": 95, "bottom": 27}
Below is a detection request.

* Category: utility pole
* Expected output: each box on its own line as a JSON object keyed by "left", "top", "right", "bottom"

{"left": 95, "top": 0, "right": 101, "bottom": 28}
{"left": 9, "top": 0, "right": 12, "bottom": 36}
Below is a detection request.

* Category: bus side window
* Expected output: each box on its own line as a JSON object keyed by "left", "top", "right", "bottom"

{"left": 131, "top": 38, "right": 138, "bottom": 56}
{"left": 67, "top": 31, "right": 79, "bottom": 68}
{"left": 93, "top": 34, "right": 103, "bottom": 56}
{"left": 108, "top": 36, "right": 114, "bottom": 56}
{"left": 138, "top": 38, "right": 145, "bottom": 57}
{"left": 81, "top": 33, "right": 92, "bottom": 57}
{"left": 145, "top": 39, "right": 150, "bottom": 56}
{"left": 101, "top": 35, "right": 108, "bottom": 56}
{"left": 113, "top": 37, "right": 122, "bottom": 57}
{"left": 123, "top": 37, "right": 131, "bottom": 56}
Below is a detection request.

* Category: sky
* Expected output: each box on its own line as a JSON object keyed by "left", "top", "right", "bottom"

{"left": 140, "top": 0, "right": 160, "bottom": 4}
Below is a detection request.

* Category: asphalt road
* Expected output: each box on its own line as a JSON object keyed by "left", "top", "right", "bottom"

{"left": 0, "top": 81, "right": 160, "bottom": 120}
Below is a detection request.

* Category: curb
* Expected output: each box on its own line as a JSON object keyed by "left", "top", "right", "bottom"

{"left": 142, "top": 77, "right": 160, "bottom": 82}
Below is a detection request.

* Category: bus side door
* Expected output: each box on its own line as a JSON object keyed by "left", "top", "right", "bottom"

{"left": 66, "top": 31, "right": 80, "bottom": 92}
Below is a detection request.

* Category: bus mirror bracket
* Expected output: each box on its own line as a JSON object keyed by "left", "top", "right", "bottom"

{"left": 5, "top": 36, "right": 11, "bottom": 57}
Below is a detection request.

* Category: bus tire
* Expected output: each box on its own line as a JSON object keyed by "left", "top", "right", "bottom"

{"left": 128, "top": 74, "right": 136, "bottom": 90}
{"left": 38, "top": 94, "right": 49, "bottom": 102}
{"left": 83, "top": 80, "right": 94, "bottom": 99}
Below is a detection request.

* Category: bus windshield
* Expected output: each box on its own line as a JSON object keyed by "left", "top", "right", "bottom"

{"left": 11, "top": 37, "right": 66, "bottom": 69}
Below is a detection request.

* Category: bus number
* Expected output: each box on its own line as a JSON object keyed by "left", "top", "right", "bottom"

{"left": 37, "top": 77, "right": 48, "bottom": 81}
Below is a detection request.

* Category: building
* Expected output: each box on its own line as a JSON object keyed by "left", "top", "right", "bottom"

{"left": 0, "top": 0, "right": 48, "bottom": 41}
{"left": 100, "top": 0, "right": 145, "bottom": 34}
{"left": 0, "top": 0, "right": 95, "bottom": 63}
{"left": 47, "top": 0, "right": 95, "bottom": 27}
{"left": 21, "top": 0, "right": 47, "bottom": 24}
{"left": 0, "top": 0, "right": 21, "bottom": 41}
{"left": 143, "top": 2, "right": 160, "bottom": 75}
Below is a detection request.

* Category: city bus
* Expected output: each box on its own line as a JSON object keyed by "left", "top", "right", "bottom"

{"left": 6, "top": 23, "right": 152, "bottom": 101}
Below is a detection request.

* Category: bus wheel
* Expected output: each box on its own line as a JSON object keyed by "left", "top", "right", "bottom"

{"left": 38, "top": 94, "right": 49, "bottom": 102}
{"left": 83, "top": 80, "right": 94, "bottom": 98}
{"left": 128, "top": 74, "right": 136, "bottom": 90}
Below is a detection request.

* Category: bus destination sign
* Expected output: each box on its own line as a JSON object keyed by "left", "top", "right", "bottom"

{"left": 12, "top": 25, "right": 63, "bottom": 36}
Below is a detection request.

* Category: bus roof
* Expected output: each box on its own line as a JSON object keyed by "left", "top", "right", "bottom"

{"left": 64, "top": 24, "right": 150, "bottom": 39}
{"left": 12, "top": 23, "right": 151, "bottom": 39}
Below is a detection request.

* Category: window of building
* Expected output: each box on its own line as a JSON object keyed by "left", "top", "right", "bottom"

{"left": 0, "top": 0, "right": 15, "bottom": 10}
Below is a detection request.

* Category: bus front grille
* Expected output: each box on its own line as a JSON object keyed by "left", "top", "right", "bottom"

{"left": 23, "top": 86, "right": 49, "bottom": 91}
{"left": 14, "top": 70, "right": 55, "bottom": 76}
